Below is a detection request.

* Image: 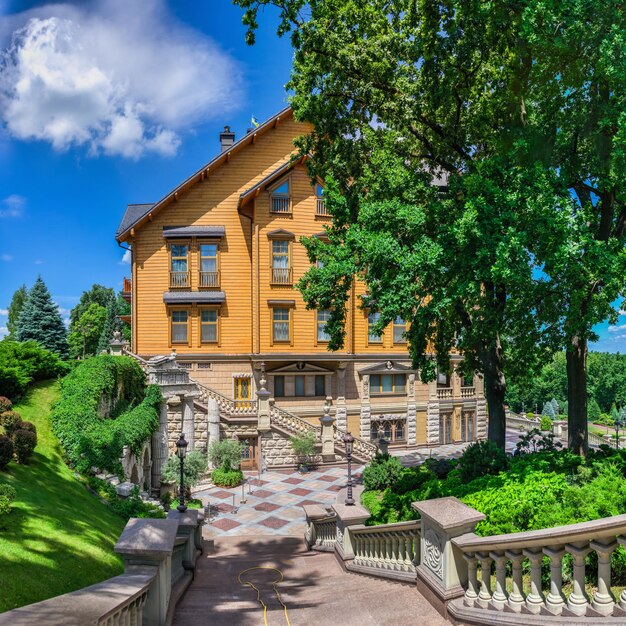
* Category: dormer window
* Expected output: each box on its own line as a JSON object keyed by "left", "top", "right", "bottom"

{"left": 316, "top": 183, "right": 329, "bottom": 217}
{"left": 271, "top": 180, "right": 290, "bottom": 213}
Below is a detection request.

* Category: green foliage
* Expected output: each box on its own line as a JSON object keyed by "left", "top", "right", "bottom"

{"left": 0, "top": 398, "right": 11, "bottom": 413}
{"left": 16, "top": 277, "right": 68, "bottom": 357}
{"left": 86, "top": 477, "right": 165, "bottom": 520}
{"left": 68, "top": 303, "right": 108, "bottom": 360}
{"left": 540, "top": 415, "right": 553, "bottom": 431}
{"left": 97, "top": 297, "right": 119, "bottom": 354}
{"left": 70, "top": 285, "right": 115, "bottom": 330}
{"left": 6, "top": 285, "right": 27, "bottom": 341}
{"left": 542, "top": 402, "right": 555, "bottom": 419}
{"left": 207, "top": 439, "right": 242, "bottom": 471}
{"left": 161, "top": 450, "right": 208, "bottom": 489}
{"left": 588, "top": 398, "right": 602, "bottom": 422}
{"left": 0, "top": 436, "right": 13, "bottom": 470}
{"left": 13, "top": 429, "right": 36, "bottom": 464}
{"left": 363, "top": 454, "right": 404, "bottom": 491}
{"left": 290, "top": 432, "right": 316, "bottom": 465}
{"left": 171, "top": 497, "right": 203, "bottom": 510}
{"left": 515, "top": 429, "right": 562, "bottom": 455}
{"left": 0, "top": 482, "right": 16, "bottom": 516}
{"left": 0, "top": 341, "right": 68, "bottom": 402}
{"left": 211, "top": 467, "right": 243, "bottom": 487}
{"left": 1, "top": 411, "right": 23, "bottom": 437}
{"left": 51, "top": 356, "right": 159, "bottom": 474}
{"left": 456, "top": 441, "right": 509, "bottom": 483}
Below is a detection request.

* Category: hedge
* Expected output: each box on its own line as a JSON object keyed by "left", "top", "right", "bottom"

{"left": 51, "top": 356, "right": 161, "bottom": 475}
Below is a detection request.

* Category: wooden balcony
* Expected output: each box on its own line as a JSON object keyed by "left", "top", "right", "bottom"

{"left": 199, "top": 271, "right": 220, "bottom": 288}
{"left": 271, "top": 196, "right": 291, "bottom": 213}
{"left": 271, "top": 267, "right": 293, "bottom": 285}
{"left": 169, "top": 271, "right": 190, "bottom": 288}
{"left": 316, "top": 198, "right": 330, "bottom": 217}
{"left": 121, "top": 277, "right": 132, "bottom": 302}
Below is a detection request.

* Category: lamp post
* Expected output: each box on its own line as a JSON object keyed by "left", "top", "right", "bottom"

{"left": 343, "top": 431, "right": 355, "bottom": 506}
{"left": 176, "top": 433, "right": 188, "bottom": 512}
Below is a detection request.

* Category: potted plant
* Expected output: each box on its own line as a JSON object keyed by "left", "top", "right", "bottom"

{"left": 290, "top": 432, "right": 316, "bottom": 472}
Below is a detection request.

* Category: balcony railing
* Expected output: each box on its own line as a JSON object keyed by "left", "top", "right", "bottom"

{"left": 461, "top": 386, "right": 476, "bottom": 398}
{"left": 122, "top": 277, "right": 131, "bottom": 293}
{"left": 271, "top": 196, "right": 291, "bottom": 213}
{"left": 316, "top": 197, "right": 330, "bottom": 216}
{"left": 169, "top": 271, "right": 190, "bottom": 288}
{"left": 199, "top": 271, "right": 220, "bottom": 288}
{"left": 437, "top": 387, "right": 453, "bottom": 400}
{"left": 271, "top": 267, "right": 293, "bottom": 285}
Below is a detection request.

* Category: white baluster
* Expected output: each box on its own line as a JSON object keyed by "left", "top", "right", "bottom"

{"left": 463, "top": 553, "right": 479, "bottom": 607}
{"left": 590, "top": 539, "right": 617, "bottom": 616}
{"left": 489, "top": 551, "right": 508, "bottom": 610}
{"left": 566, "top": 542, "right": 591, "bottom": 616}
{"left": 523, "top": 548, "right": 545, "bottom": 614}
{"left": 618, "top": 536, "right": 626, "bottom": 611}
{"left": 505, "top": 549, "right": 525, "bottom": 612}
{"left": 476, "top": 553, "right": 493, "bottom": 608}
{"left": 543, "top": 546, "right": 566, "bottom": 614}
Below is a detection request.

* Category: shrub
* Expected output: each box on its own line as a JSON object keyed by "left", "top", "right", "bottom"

{"left": 423, "top": 458, "right": 455, "bottom": 479}
{"left": 290, "top": 432, "right": 316, "bottom": 467}
{"left": 17, "top": 421, "right": 36, "bottom": 434}
{"left": 161, "top": 450, "right": 208, "bottom": 497}
{"left": 363, "top": 454, "right": 404, "bottom": 491}
{"left": 0, "top": 397, "right": 12, "bottom": 413}
{"left": 13, "top": 429, "right": 37, "bottom": 463}
{"left": 85, "top": 476, "right": 165, "bottom": 520}
{"left": 456, "top": 440, "right": 509, "bottom": 483}
{"left": 540, "top": 415, "right": 553, "bottom": 431}
{"left": 526, "top": 412, "right": 536, "bottom": 419}
{"left": 1, "top": 411, "right": 23, "bottom": 437}
{"left": 211, "top": 467, "right": 243, "bottom": 487}
{"left": 0, "top": 436, "right": 13, "bottom": 470}
{"left": 208, "top": 439, "right": 242, "bottom": 471}
{"left": 0, "top": 483, "right": 17, "bottom": 515}
{"left": 51, "top": 356, "right": 160, "bottom": 474}
{"left": 515, "top": 429, "right": 562, "bottom": 456}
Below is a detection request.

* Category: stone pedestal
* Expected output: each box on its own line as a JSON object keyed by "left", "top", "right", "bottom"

{"left": 167, "top": 509, "right": 204, "bottom": 568}
{"left": 257, "top": 389, "right": 271, "bottom": 433}
{"left": 319, "top": 413, "right": 336, "bottom": 460}
{"left": 332, "top": 502, "right": 370, "bottom": 560}
{"left": 413, "top": 497, "right": 486, "bottom": 605}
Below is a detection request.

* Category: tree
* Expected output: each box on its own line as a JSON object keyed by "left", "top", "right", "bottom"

{"left": 69, "top": 285, "right": 115, "bottom": 332}
{"left": 68, "top": 303, "right": 107, "bottom": 359}
{"left": 542, "top": 402, "right": 555, "bottom": 420}
{"left": 550, "top": 398, "right": 560, "bottom": 416}
{"left": 97, "top": 295, "right": 118, "bottom": 354}
{"left": 6, "top": 285, "right": 27, "bottom": 340}
{"left": 16, "top": 277, "right": 68, "bottom": 357}
{"left": 236, "top": 0, "right": 564, "bottom": 449}
{"left": 236, "top": 0, "right": 626, "bottom": 454}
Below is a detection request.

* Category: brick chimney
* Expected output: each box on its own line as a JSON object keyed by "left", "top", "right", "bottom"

{"left": 219, "top": 125, "right": 235, "bottom": 152}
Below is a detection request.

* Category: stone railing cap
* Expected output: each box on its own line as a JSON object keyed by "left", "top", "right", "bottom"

{"left": 302, "top": 504, "right": 334, "bottom": 520}
{"left": 332, "top": 502, "right": 370, "bottom": 522}
{"left": 167, "top": 508, "right": 199, "bottom": 527}
{"left": 412, "top": 497, "right": 485, "bottom": 530}
{"left": 115, "top": 518, "right": 179, "bottom": 558}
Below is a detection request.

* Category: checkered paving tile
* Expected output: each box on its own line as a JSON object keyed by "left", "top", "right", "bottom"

{"left": 282, "top": 477, "right": 304, "bottom": 485}
{"left": 288, "top": 487, "right": 312, "bottom": 496}
{"left": 258, "top": 516, "right": 290, "bottom": 529}
{"left": 253, "top": 502, "right": 280, "bottom": 512}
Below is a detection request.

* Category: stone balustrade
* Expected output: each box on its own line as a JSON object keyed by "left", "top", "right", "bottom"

{"left": 303, "top": 504, "right": 338, "bottom": 552}
{"left": 460, "top": 386, "right": 476, "bottom": 398}
{"left": 0, "top": 511, "right": 204, "bottom": 626}
{"left": 437, "top": 387, "right": 454, "bottom": 400}
{"left": 333, "top": 425, "right": 378, "bottom": 462}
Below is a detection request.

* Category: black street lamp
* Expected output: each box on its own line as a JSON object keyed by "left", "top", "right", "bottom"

{"left": 176, "top": 433, "right": 188, "bottom": 512}
{"left": 343, "top": 431, "right": 355, "bottom": 506}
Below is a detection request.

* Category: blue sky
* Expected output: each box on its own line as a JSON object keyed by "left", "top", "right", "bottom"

{"left": 0, "top": 1, "right": 624, "bottom": 352}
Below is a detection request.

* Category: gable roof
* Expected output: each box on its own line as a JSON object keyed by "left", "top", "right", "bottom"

{"left": 115, "top": 106, "right": 294, "bottom": 242}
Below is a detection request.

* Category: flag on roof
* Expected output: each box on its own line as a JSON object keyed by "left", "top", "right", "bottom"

{"left": 251, "top": 115, "right": 260, "bottom": 128}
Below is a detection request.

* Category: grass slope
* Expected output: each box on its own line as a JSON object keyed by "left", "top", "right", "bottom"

{"left": 0, "top": 380, "right": 125, "bottom": 612}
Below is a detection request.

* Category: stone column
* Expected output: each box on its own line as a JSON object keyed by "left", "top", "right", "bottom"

{"left": 543, "top": 546, "right": 566, "bottom": 614}
{"left": 319, "top": 404, "right": 336, "bottom": 461}
{"left": 406, "top": 373, "right": 417, "bottom": 445}
{"left": 591, "top": 539, "right": 617, "bottom": 616}
{"left": 257, "top": 389, "right": 271, "bottom": 432}
{"left": 207, "top": 398, "right": 220, "bottom": 468}
{"left": 523, "top": 548, "right": 545, "bottom": 613}
{"left": 412, "top": 497, "right": 486, "bottom": 605}
{"left": 335, "top": 363, "right": 348, "bottom": 431}
{"left": 115, "top": 518, "right": 179, "bottom": 625}
{"left": 426, "top": 379, "right": 440, "bottom": 445}
{"left": 565, "top": 543, "right": 591, "bottom": 616}
{"left": 505, "top": 550, "right": 525, "bottom": 612}
{"left": 451, "top": 371, "right": 461, "bottom": 398}
{"left": 360, "top": 375, "right": 371, "bottom": 440}
{"left": 474, "top": 374, "right": 487, "bottom": 441}
{"left": 181, "top": 396, "right": 194, "bottom": 449}
{"left": 332, "top": 502, "right": 370, "bottom": 561}
{"left": 152, "top": 401, "right": 170, "bottom": 493}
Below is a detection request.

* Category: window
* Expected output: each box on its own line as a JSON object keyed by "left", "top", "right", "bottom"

{"left": 271, "top": 180, "right": 290, "bottom": 213}
{"left": 317, "top": 309, "right": 331, "bottom": 342}
{"left": 370, "top": 418, "right": 406, "bottom": 443}
{"left": 170, "top": 244, "right": 189, "bottom": 287}
{"left": 393, "top": 317, "right": 407, "bottom": 344}
{"left": 199, "top": 243, "right": 219, "bottom": 288}
{"left": 315, "top": 375, "right": 326, "bottom": 397}
{"left": 274, "top": 375, "right": 285, "bottom": 397}
{"left": 171, "top": 310, "right": 188, "bottom": 343}
{"left": 316, "top": 183, "right": 329, "bottom": 216}
{"left": 272, "top": 307, "right": 290, "bottom": 342}
{"left": 271, "top": 240, "right": 291, "bottom": 284}
{"left": 200, "top": 309, "right": 218, "bottom": 343}
{"left": 295, "top": 375, "right": 305, "bottom": 396}
{"left": 370, "top": 373, "right": 406, "bottom": 394}
{"left": 368, "top": 311, "right": 382, "bottom": 343}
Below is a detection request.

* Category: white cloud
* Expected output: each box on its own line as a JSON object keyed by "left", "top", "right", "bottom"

{"left": 0, "top": 326, "right": 7, "bottom": 338}
{"left": 0, "top": 0, "right": 242, "bottom": 159}
{"left": 34, "top": 258, "right": 43, "bottom": 265}
{"left": 0, "top": 194, "right": 25, "bottom": 218}
{"left": 609, "top": 324, "right": 626, "bottom": 333}
{"left": 0, "top": 308, "right": 7, "bottom": 315}
{"left": 1, "top": 253, "right": 13, "bottom": 261}
{"left": 119, "top": 249, "right": 131, "bottom": 265}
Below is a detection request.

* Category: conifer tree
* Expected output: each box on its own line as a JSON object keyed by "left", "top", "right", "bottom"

{"left": 16, "top": 277, "right": 68, "bottom": 357}
{"left": 542, "top": 402, "right": 556, "bottom": 419}
{"left": 97, "top": 296, "right": 118, "bottom": 354}
{"left": 6, "top": 284, "right": 27, "bottom": 340}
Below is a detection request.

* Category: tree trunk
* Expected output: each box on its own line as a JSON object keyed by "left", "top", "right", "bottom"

{"left": 481, "top": 339, "right": 507, "bottom": 450}
{"left": 566, "top": 335, "right": 588, "bottom": 456}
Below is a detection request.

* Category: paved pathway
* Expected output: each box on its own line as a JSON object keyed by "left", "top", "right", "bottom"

{"left": 173, "top": 536, "right": 447, "bottom": 626}
{"left": 195, "top": 466, "right": 362, "bottom": 537}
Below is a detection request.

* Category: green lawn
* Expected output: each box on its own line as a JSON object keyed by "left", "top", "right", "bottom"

{"left": 0, "top": 380, "right": 125, "bottom": 613}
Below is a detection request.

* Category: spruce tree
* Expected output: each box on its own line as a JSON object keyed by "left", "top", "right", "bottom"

{"left": 97, "top": 296, "right": 118, "bottom": 354}
{"left": 6, "top": 284, "right": 27, "bottom": 340}
{"left": 17, "top": 277, "right": 68, "bottom": 357}
{"left": 542, "top": 402, "right": 556, "bottom": 419}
